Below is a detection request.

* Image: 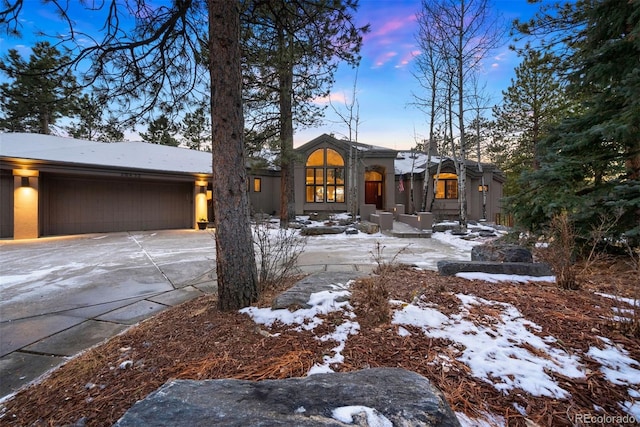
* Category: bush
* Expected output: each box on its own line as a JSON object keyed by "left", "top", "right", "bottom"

{"left": 253, "top": 218, "right": 307, "bottom": 292}
{"left": 534, "top": 212, "right": 579, "bottom": 290}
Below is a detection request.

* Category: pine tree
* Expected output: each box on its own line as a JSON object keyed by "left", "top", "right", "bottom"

{"left": 241, "top": 0, "right": 368, "bottom": 227}
{"left": 0, "top": 41, "right": 79, "bottom": 134}
{"left": 140, "top": 115, "right": 179, "bottom": 147}
{"left": 181, "top": 106, "right": 211, "bottom": 151}
{"left": 67, "top": 93, "right": 126, "bottom": 142}
{"left": 510, "top": 0, "right": 640, "bottom": 245}
{"left": 491, "top": 48, "right": 571, "bottom": 197}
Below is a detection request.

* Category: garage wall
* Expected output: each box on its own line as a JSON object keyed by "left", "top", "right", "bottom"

{"left": 40, "top": 174, "right": 193, "bottom": 236}
{"left": 0, "top": 171, "right": 13, "bottom": 238}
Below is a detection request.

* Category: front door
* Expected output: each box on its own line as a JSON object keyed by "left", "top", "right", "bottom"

{"left": 365, "top": 181, "right": 383, "bottom": 209}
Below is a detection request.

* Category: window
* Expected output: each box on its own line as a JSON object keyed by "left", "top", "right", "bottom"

{"left": 253, "top": 178, "right": 262, "bottom": 192}
{"left": 434, "top": 173, "right": 458, "bottom": 199}
{"left": 305, "top": 148, "right": 345, "bottom": 203}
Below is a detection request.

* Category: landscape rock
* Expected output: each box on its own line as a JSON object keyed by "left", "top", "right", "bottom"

{"left": 432, "top": 223, "right": 458, "bottom": 233}
{"left": 272, "top": 271, "right": 364, "bottom": 309}
{"left": 356, "top": 221, "right": 379, "bottom": 234}
{"left": 471, "top": 243, "right": 533, "bottom": 263}
{"left": 300, "top": 226, "right": 346, "bottom": 236}
{"left": 437, "top": 260, "right": 553, "bottom": 277}
{"left": 114, "top": 368, "right": 461, "bottom": 427}
{"left": 345, "top": 227, "right": 359, "bottom": 235}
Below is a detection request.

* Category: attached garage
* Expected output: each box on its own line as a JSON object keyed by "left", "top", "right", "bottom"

{"left": 1, "top": 133, "right": 213, "bottom": 239}
{"left": 40, "top": 174, "right": 193, "bottom": 236}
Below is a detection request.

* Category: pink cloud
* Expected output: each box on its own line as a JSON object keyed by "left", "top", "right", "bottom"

{"left": 373, "top": 51, "right": 398, "bottom": 68}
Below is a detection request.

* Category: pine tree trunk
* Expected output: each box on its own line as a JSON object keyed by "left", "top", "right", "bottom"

{"left": 208, "top": 0, "right": 258, "bottom": 311}
{"left": 278, "top": 28, "right": 296, "bottom": 229}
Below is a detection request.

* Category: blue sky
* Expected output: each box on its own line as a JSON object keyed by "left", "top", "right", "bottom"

{"left": 296, "top": 0, "right": 546, "bottom": 150}
{"left": 1, "top": 0, "right": 545, "bottom": 150}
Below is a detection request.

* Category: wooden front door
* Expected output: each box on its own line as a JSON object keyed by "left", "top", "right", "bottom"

{"left": 365, "top": 181, "right": 383, "bottom": 209}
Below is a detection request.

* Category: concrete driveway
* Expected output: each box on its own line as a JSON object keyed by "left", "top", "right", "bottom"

{"left": 0, "top": 227, "right": 468, "bottom": 399}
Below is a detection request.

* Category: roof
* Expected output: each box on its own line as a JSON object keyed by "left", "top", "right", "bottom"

{"left": 395, "top": 150, "right": 503, "bottom": 177}
{"left": 295, "top": 134, "right": 398, "bottom": 159}
{"left": 0, "top": 133, "right": 212, "bottom": 174}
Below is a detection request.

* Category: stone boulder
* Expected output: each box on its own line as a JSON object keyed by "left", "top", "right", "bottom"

{"left": 471, "top": 243, "right": 533, "bottom": 263}
{"left": 114, "top": 368, "right": 461, "bottom": 427}
{"left": 437, "top": 260, "right": 553, "bottom": 277}
{"left": 356, "top": 221, "right": 379, "bottom": 234}
{"left": 272, "top": 271, "right": 364, "bottom": 310}
{"left": 300, "top": 226, "right": 346, "bottom": 236}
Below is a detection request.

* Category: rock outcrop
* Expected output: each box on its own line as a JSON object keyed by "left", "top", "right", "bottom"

{"left": 114, "top": 368, "right": 461, "bottom": 427}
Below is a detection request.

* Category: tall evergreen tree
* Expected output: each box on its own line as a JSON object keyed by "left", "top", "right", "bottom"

{"left": 66, "top": 94, "right": 103, "bottom": 141}
{"left": 1, "top": 0, "right": 259, "bottom": 309}
{"left": 241, "top": 0, "right": 368, "bottom": 227}
{"left": 510, "top": 0, "right": 640, "bottom": 245}
{"left": 181, "top": 106, "right": 211, "bottom": 151}
{"left": 66, "top": 93, "right": 126, "bottom": 142}
{"left": 140, "top": 115, "right": 180, "bottom": 146}
{"left": 0, "top": 41, "right": 79, "bottom": 134}
{"left": 490, "top": 48, "right": 571, "bottom": 196}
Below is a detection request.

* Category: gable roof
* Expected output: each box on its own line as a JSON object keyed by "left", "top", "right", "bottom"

{"left": 0, "top": 133, "right": 212, "bottom": 174}
{"left": 295, "top": 133, "right": 397, "bottom": 159}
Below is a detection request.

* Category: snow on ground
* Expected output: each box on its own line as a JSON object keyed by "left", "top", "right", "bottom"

{"left": 240, "top": 278, "right": 640, "bottom": 424}
{"left": 239, "top": 221, "right": 639, "bottom": 425}
{"left": 393, "top": 293, "right": 585, "bottom": 398}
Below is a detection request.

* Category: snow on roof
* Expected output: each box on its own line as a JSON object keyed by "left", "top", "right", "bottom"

{"left": 0, "top": 133, "right": 212, "bottom": 174}
{"left": 395, "top": 151, "right": 444, "bottom": 175}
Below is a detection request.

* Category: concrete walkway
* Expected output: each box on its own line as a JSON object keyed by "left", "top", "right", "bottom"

{"left": 0, "top": 227, "right": 466, "bottom": 399}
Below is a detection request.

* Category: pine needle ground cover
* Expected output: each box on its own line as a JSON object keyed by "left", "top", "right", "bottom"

{"left": 1, "top": 262, "right": 638, "bottom": 427}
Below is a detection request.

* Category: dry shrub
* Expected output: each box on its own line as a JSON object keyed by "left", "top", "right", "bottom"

{"left": 369, "top": 240, "right": 411, "bottom": 275}
{"left": 610, "top": 247, "right": 640, "bottom": 338}
{"left": 351, "top": 276, "right": 390, "bottom": 326}
{"left": 253, "top": 218, "right": 307, "bottom": 292}
{"left": 535, "top": 212, "right": 579, "bottom": 290}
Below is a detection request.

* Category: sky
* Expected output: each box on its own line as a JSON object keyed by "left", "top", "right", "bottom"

{"left": 295, "top": 0, "right": 546, "bottom": 150}
{"left": 0, "top": 0, "right": 546, "bottom": 151}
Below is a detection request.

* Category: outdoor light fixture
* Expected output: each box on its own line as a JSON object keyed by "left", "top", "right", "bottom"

{"left": 14, "top": 168, "right": 38, "bottom": 186}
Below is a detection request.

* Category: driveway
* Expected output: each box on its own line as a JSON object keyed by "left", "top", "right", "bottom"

{"left": 0, "top": 227, "right": 469, "bottom": 399}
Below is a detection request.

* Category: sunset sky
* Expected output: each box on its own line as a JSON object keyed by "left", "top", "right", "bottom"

{"left": 295, "top": 0, "right": 546, "bottom": 150}
{"left": 1, "top": 0, "right": 547, "bottom": 150}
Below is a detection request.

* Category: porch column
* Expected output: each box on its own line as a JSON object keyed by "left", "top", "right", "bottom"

{"left": 13, "top": 169, "right": 39, "bottom": 239}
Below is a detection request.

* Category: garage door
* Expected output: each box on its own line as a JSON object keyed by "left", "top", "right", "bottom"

{"left": 42, "top": 175, "right": 193, "bottom": 236}
{"left": 0, "top": 171, "right": 13, "bottom": 238}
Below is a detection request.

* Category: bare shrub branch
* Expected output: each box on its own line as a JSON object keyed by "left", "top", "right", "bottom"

{"left": 253, "top": 217, "right": 307, "bottom": 292}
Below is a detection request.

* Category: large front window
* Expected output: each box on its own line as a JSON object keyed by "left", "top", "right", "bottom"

{"left": 306, "top": 148, "right": 345, "bottom": 203}
{"left": 434, "top": 173, "right": 458, "bottom": 199}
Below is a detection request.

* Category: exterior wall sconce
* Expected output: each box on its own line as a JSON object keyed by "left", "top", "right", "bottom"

{"left": 14, "top": 168, "right": 39, "bottom": 185}
{"left": 478, "top": 185, "right": 488, "bottom": 192}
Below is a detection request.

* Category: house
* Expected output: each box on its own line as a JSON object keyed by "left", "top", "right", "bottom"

{"left": 394, "top": 149, "right": 505, "bottom": 221}
{"left": 293, "top": 134, "right": 504, "bottom": 222}
{"left": 1, "top": 133, "right": 504, "bottom": 240}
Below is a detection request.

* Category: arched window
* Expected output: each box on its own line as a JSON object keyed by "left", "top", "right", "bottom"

{"left": 305, "top": 148, "right": 345, "bottom": 203}
{"left": 433, "top": 173, "right": 458, "bottom": 199}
